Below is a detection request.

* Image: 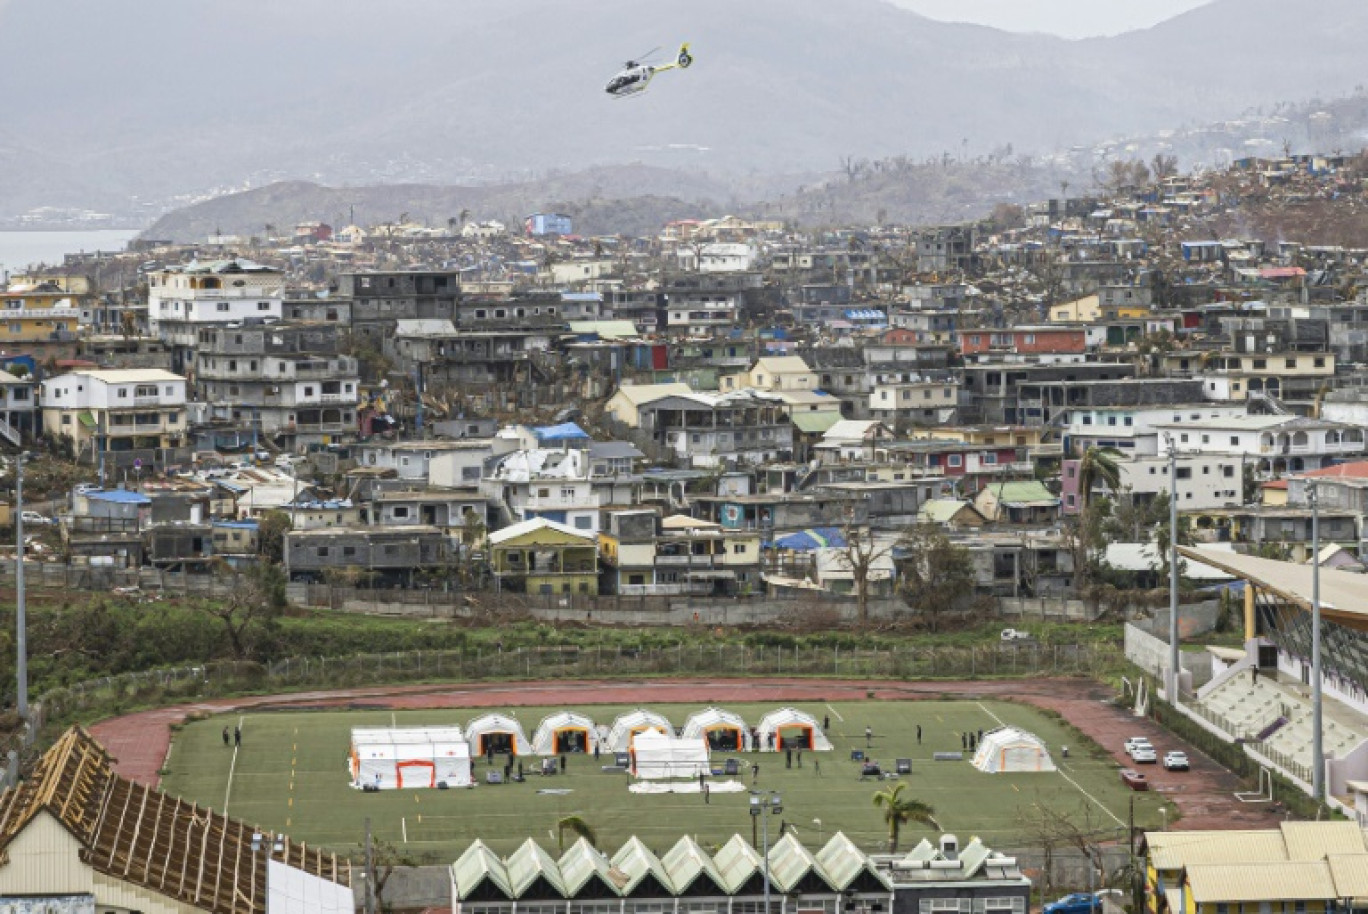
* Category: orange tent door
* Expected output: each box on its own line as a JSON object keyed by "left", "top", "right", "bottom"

{"left": 396, "top": 760, "right": 435, "bottom": 788}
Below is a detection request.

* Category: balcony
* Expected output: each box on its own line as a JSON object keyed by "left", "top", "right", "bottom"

{"left": 132, "top": 396, "right": 162, "bottom": 407}
{"left": 655, "top": 553, "right": 720, "bottom": 568}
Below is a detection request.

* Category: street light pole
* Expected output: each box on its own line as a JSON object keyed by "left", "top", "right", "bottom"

{"left": 1168, "top": 438, "right": 1180, "bottom": 702}
{"left": 1309, "top": 481, "right": 1324, "bottom": 803}
{"left": 751, "top": 790, "right": 783, "bottom": 914}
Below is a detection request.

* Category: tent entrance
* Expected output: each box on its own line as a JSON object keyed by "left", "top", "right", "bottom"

{"left": 478, "top": 732, "right": 515, "bottom": 757}
{"left": 776, "top": 725, "right": 813, "bottom": 750}
{"left": 554, "top": 728, "right": 588, "bottom": 754}
{"left": 396, "top": 760, "right": 436, "bottom": 788}
{"left": 705, "top": 726, "right": 741, "bottom": 751}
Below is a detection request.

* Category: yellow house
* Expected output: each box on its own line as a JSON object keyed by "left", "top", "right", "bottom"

{"left": 1050, "top": 294, "right": 1100, "bottom": 323}
{"left": 604, "top": 382, "right": 694, "bottom": 428}
{"left": 1261, "top": 479, "right": 1289, "bottom": 506}
{"left": 1145, "top": 823, "right": 1368, "bottom": 914}
{"left": 0, "top": 281, "right": 83, "bottom": 342}
{"left": 721, "top": 356, "right": 818, "bottom": 393}
{"left": 489, "top": 517, "right": 599, "bottom": 595}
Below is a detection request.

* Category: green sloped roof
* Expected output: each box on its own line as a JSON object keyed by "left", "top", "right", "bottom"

{"left": 661, "top": 835, "right": 727, "bottom": 896}
{"left": 984, "top": 480, "right": 1058, "bottom": 505}
{"left": 559, "top": 838, "right": 620, "bottom": 897}
{"left": 611, "top": 836, "right": 673, "bottom": 895}
{"left": 451, "top": 839, "right": 514, "bottom": 900}
{"left": 791, "top": 411, "right": 843, "bottom": 434}
{"left": 767, "top": 832, "right": 836, "bottom": 894}
{"left": 814, "top": 832, "right": 889, "bottom": 892}
{"left": 901, "top": 838, "right": 938, "bottom": 864}
{"left": 77, "top": 411, "right": 97, "bottom": 429}
{"left": 957, "top": 837, "right": 991, "bottom": 879}
{"left": 713, "top": 834, "right": 765, "bottom": 894}
{"left": 507, "top": 838, "right": 567, "bottom": 898}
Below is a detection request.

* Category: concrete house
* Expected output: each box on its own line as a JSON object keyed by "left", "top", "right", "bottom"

{"left": 489, "top": 517, "right": 599, "bottom": 596}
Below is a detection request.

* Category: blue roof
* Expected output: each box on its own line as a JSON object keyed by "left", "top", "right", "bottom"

{"left": 86, "top": 489, "right": 151, "bottom": 505}
{"left": 772, "top": 527, "right": 847, "bottom": 550}
{"left": 213, "top": 520, "right": 259, "bottom": 530}
{"left": 533, "top": 422, "right": 591, "bottom": 442}
{"left": 560, "top": 292, "right": 603, "bottom": 302}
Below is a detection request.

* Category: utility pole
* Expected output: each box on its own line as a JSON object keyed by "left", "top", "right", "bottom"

{"left": 15, "top": 453, "right": 27, "bottom": 726}
{"left": 1168, "top": 438, "right": 1180, "bottom": 702}
{"left": 364, "top": 816, "right": 376, "bottom": 914}
{"left": 1309, "top": 481, "right": 1324, "bottom": 803}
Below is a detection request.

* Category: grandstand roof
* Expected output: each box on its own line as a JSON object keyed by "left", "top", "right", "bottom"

{"left": 1179, "top": 546, "right": 1368, "bottom": 631}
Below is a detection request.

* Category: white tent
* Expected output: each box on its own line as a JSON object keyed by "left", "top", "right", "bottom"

{"left": 681, "top": 707, "right": 752, "bottom": 752}
{"left": 971, "top": 726, "right": 1056, "bottom": 773}
{"left": 531, "top": 711, "right": 599, "bottom": 756}
{"left": 349, "top": 726, "right": 473, "bottom": 789}
{"left": 755, "top": 707, "right": 833, "bottom": 752}
{"left": 466, "top": 713, "right": 531, "bottom": 758}
{"left": 629, "top": 729, "right": 710, "bottom": 780}
{"left": 605, "top": 709, "right": 674, "bottom": 752}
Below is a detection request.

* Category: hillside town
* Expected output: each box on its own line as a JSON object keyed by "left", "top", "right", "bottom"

{"left": 7, "top": 153, "right": 1368, "bottom": 913}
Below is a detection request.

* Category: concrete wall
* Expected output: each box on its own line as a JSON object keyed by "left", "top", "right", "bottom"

{"left": 1124, "top": 622, "right": 1213, "bottom": 688}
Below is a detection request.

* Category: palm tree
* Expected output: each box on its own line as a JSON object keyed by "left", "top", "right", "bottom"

{"left": 1076, "top": 446, "right": 1122, "bottom": 511}
{"left": 556, "top": 814, "right": 597, "bottom": 851}
{"left": 871, "top": 783, "right": 937, "bottom": 853}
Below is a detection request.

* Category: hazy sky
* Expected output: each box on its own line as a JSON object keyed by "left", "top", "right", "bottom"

{"left": 887, "top": 0, "right": 1213, "bottom": 39}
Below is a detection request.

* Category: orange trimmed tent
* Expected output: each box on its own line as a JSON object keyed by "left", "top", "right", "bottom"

{"left": 531, "top": 711, "right": 599, "bottom": 756}
{"left": 756, "top": 707, "right": 833, "bottom": 752}
{"left": 681, "top": 706, "right": 753, "bottom": 752}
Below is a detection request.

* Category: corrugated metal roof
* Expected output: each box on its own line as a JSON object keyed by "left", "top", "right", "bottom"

{"left": 610, "top": 836, "right": 672, "bottom": 895}
{"left": 661, "top": 835, "right": 727, "bottom": 895}
{"left": 767, "top": 832, "right": 834, "bottom": 893}
{"left": 712, "top": 834, "right": 764, "bottom": 894}
{"left": 815, "top": 832, "right": 890, "bottom": 891}
{"left": 1186, "top": 861, "right": 1335, "bottom": 903}
{"left": 451, "top": 840, "right": 513, "bottom": 900}
{"left": 558, "top": 838, "right": 616, "bottom": 897}
{"left": 506, "top": 838, "right": 566, "bottom": 898}
{"left": 1148, "top": 831, "right": 1289, "bottom": 870}
{"left": 1329, "top": 854, "right": 1368, "bottom": 900}
{"left": 1281, "top": 821, "right": 1368, "bottom": 860}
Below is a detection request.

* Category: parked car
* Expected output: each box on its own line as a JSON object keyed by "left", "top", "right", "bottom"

{"left": 1124, "top": 737, "right": 1153, "bottom": 757}
{"left": 1043, "top": 893, "right": 1101, "bottom": 914}
{"left": 1131, "top": 746, "right": 1158, "bottom": 764}
{"left": 19, "top": 511, "right": 53, "bottom": 526}
{"left": 1120, "top": 768, "right": 1149, "bottom": 791}
{"left": 1163, "top": 751, "right": 1190, "bottom": 771}
{"left": 1000, "top": 627, "right": 1032, "bottom": 642}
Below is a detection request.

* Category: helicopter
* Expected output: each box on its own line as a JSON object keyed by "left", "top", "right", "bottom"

{"left": 605, "top": 43, "right": 693, "bottom": 99}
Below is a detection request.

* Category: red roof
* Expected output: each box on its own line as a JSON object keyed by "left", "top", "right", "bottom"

{"left": 1262, "top": 479, "right": 1288, "bottom": 489}
{"left": 1259, "top": 267, "right": 1306, "bottom": 279}
{"left": 1302, "top": 460, "right": 1368, "bottom": 479}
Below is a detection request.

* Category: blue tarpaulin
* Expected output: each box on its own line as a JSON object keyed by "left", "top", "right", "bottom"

{"left": 772, "top": 527, "right": 847, "bottom": 551}
{"left": 533, "top": 422, "right": 591, "bottom": 442}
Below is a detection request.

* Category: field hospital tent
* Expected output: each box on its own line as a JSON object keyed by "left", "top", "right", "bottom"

{"left": 756, "top": 708, "right": 833, "bottom": 752}
{"left": 681, "top": 707, "right": 752, "bottom": 752}
{"left": 532, "top": 711, "right": 599, "bottom": 755}
{"left": 466, "top": 713, "right": 531, "bottom": 757}
{"left": 349, "top": 726, "right": 473, "bottom": 789}
{"left": 971, "top": 726, "right": 1056, "bottom": 773}
{"left": 605, "top": 709, "right": 673, "bottom": 752}
{"left": 629, "top": 729, "right": 710, "bottom": 780}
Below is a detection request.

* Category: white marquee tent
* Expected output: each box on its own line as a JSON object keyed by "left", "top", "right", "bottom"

{"left": 531, "top": 711, "right": 599, "bottom": 756}
{"left": 605, "top": 709, "right": 674, "bottom": 752}
{"left": 629, "top": 729, "right": 710, "bottom": 780}
{"left": 349, "top": 726, "right": 473, "bottom": 790}
{"left": 681, "top": 707, "right": 752, "bottom": 752}
{"left": 466, "top": 713, "right": 531, "bottom": 758}
{"left": 971, "top": 726, "right": 1056, "bottom": 773}
{"left": 756, "top": 707, "right": 833, "bottom": 752}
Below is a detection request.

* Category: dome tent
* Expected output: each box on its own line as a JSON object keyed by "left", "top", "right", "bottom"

{"left": 466, "top": 713, "right": 531, "bottom": 758}
{"left": 532, "top": 711, "right": 599, "bottom": 756}
{"left": 349, "top": 726, "right": 472, "bottom": 790}
{"left": 605, "top": 709, "right": 674, "bottom": 752}
{"left": 681, "top": 707, "right": 753, "bottom": 752}
{"left": 755, "top": 707, "right": 832, "bottom": 752}
{"left": 971, "top": 726, "right": 1056, "bottom": 773}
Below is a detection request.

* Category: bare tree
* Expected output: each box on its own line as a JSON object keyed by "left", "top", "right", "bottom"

{"left": 896, "top": 524, "right": 976, "bottom": 632}
{"left": 829, "top": 522, "right": 896, "bottom": 625}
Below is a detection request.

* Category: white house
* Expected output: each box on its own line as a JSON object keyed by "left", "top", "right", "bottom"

{"left": 41, "top": 368, "right": 188, "bottom": 463}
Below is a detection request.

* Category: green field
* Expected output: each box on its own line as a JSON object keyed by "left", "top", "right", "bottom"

{"left": 161, "top": 699, "right": 1167, "bottom": 861}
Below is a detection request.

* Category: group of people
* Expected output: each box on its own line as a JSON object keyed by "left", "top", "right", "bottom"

{"left": 221, "top": 725, "right": 241, "bottom": 748}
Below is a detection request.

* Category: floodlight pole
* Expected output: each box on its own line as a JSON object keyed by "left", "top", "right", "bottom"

{"left": 1309, "top": 481, "right": 1324, "bottom": 803}
{"left": 751, "top": 790, "right": 782, "bottom": 914}
{"left": 1168, "top": 438, "right": 1180, "bottom": 703}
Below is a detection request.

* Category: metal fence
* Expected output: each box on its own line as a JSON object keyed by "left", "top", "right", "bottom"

{"left": 29, "top": 641, "right": 1122, "bottom": 736}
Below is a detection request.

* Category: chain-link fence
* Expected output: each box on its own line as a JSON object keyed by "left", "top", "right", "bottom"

{"left": 31, "top": 641, "right": 1122, "bottom": 737}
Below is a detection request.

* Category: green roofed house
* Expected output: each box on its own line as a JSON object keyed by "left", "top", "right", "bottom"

{"left": 973, "top": 480, "right": 1061, "bottom": 525}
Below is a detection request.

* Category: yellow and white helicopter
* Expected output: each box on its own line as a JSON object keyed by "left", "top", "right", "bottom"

{"left": 605, "top": 43, "right": 693, "bottom": 99}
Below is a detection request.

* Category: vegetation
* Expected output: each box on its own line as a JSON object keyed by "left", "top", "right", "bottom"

{"left": 896, "top": 525, "right": 978, "bottom": 631}
{"left": 871, "top": 782, "right": 938, "bottom": 853}
{"left": 556, "top": 815, "right": 597, "bottom": 851}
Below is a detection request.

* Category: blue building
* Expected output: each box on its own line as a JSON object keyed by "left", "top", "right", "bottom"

{"left": 525, "top": 213, "right": 573, "bottom": 236}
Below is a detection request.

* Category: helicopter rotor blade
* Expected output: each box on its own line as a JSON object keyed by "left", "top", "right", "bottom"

{"left": 633, "top": 46, "right": 661, "bottom": 63}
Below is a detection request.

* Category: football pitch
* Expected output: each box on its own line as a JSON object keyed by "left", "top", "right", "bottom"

{"left": 160, "top": 698, "right": 1167, "bottom": 861}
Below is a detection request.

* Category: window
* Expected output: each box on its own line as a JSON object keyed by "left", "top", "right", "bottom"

{"left": 1082, "top": 415, "right": 1093, "bottom": 425}
{"left": 317, "top": 546, "right": 330, "bottom": 557}
{"left": 393, "top": 507, "right": 410, "bottom": 518}
{"left": 537, "top": 488, "right": 550, "bottom": 498}
{"left": 1253, "top": 358, "right": 1267, "bottom": 369}
{"left": 1230, "top": 436, "right": 1239, "bottom": 446}
{"left": 574, "top": 516, "right": 592, "bottom": 530}
{"left": 1180, "top": 433, "right": 1189, "bottom": 443}
{"left": 1176, "top": 467, "right": 1192, "bottom": 479}
{"left": 216, "top": 302, "right": 230, "bottom": 312}
{"left": 257, "top": 302, "right": 271, "bottom": 311}
{"left": 117, "top": 387, "right": 128, "bottom": 398}
{"left": 982, "top": 453, "right": 997, "bottom": 465}
{"left": 948, "top": 454, "right": 963, "bottom": 467}
{"left": 1124, "top": 416, "right": 1133, "bottom": 426}
{"left": 1202, "top": 434, "right": 1210, "bottom": 444}
{"left": 1314, "top": 357, "right": 1326, "bottom": 368}
{"left": 733, "top": 544, "right": 746, "bottom": 554}
{"left": 1285, "top": 358, "right": 1297, "bottom": 369}
{"left": 343, "top": 546, "right": 356, "bottom": 557}
{"left": 1223, "top": 465, "right": 1235, "bottom": 477}
{"left": 1107, "top": 416, "right": 1117, "bottom": 426}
